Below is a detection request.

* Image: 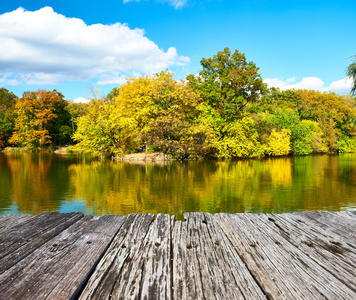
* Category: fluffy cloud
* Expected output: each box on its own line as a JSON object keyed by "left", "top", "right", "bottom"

{"left": 0, "top": 7, "right": 189, "bottom": 86}
{"left": 264, "top": 76, "right": 353, "bottom": 95}
{"left": 123, "top": 0, "right": 188, "bottom": 9}
{"left": 73, "top": 97, "right": 90, "bottom": 104}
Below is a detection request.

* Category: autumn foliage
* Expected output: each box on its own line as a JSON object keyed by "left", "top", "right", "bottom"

{"left": 6, "top": 89, "right": 72, "bottom": 149}
{"left": 2, "top": 48, "right": 356, "bottom": 157}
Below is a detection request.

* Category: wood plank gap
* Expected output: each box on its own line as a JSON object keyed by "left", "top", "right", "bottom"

{"left": 170, "top": 215, "right": 175, "bottom": 300}
{"left": 210, "top": 213, "right": 270, "bottom": 300}
{"left": 78, "top": 213, "right": 155, "bottom": 299}
{"left": 69, "top": 215, "right": 128, "bottom": 300}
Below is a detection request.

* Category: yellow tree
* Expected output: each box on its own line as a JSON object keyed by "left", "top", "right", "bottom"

{"left": 73, "top": 72, "right": 203, "bottom": 158}
{"left": 73, "top": 76, "right": 155, "bottom": 156}
{"left": 111, "top": 72, "right": 202, "bottom": 158}
{"left": 73, "top": 97, "right": 139, "bottom": 156}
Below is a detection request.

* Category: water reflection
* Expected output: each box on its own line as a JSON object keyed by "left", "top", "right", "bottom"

{"left": 0, "top": 153, "right": 355, "bottom": 219}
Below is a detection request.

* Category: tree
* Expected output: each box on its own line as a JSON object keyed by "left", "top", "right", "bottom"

{"left": 48, "top": 97, "right": 72, "bottom": 146}
{"left": 9, "top": 89, "right": 69, "bottom": 148}
{"left": 187, "top": 47, "right": 266, "bottom": 120}
{"left": 0, "top": 88, "right": 18, "bottom": 149}
{"left": 73, "top": 97, "right": 139, "bottom": 156}
{"left": 346, "top": 55, "right": 356, "bottom": 95}
{"left": 143, "top": 71, "right": 201, "bottom": 159}
{"left": 268, "top": 107, "right": 326, "bottom": 155}
{"left": 73, "top": 71, "right": 203, "bottom": 158}
{"left": 265, "top": 129, "right": 291, "bottom": 156}
{"left": 66, "top": 102, "right": 89, "bottom": 133}
{"left": 293, "top": 89, "right": 356, "bottom": 150}
{"left": 248, "top": 87, "right": 302, "bottom": 114}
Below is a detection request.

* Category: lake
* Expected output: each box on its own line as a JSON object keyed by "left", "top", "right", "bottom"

{"left": 0, "top": 152, "right": 355, "bottom": 219}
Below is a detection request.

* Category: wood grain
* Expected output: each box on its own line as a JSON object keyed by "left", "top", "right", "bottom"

{"left": 0, "top": 212, "right": 83, "bottom": 273}
{"left": 0, "top": 211, "right": 355, "bottom": 299}
{"left": 0, "top": 215, "right": 126, "bottom": 299}
{"left": 214, "top": 213, "right": 356, "bottom": 299}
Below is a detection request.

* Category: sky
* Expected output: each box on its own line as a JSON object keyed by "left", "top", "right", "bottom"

{"left": 0, "top": 0, "right": 355, "bottom": 102}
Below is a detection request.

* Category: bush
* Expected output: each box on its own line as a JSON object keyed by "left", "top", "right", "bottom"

{"left": 265, "top": 129, "right": 291, "bottom": 156}
{"left": 337, "top": 135, "right": 356, "bottom": 153}
{"left": 219, "top": 117, "right": 262, "bottom": 158}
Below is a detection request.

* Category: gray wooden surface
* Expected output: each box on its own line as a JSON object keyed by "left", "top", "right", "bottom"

{"left": 0, "top": 211, "right": 355, "bottom": 299}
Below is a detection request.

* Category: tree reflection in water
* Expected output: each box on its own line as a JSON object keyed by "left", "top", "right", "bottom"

{"left": 1, "top": 153, "right": 355, "bottom": 219}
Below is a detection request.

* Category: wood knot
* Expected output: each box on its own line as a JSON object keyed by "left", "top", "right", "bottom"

{"left": 330, "top": 241, "right": 342, "bottom": 247}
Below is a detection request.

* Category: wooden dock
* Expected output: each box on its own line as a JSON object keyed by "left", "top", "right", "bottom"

{"left": 0, "top": 211, "right": 355, "bottom": 299}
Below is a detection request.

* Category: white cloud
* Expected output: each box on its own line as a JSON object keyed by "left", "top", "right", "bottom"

{"left": 328, "top": 77, "right": 353, "bottom": 95}
{"left": 73, "top": 97, "right": 90, "bottom": 104}
{"left": 0, "top": 7, "right": 190, "bottom": 86}
{"left": 264, "top": 76, "right": 353, "bottom": 95}
{"left": 123, "top": 0, "right": 188, "bottom": 9}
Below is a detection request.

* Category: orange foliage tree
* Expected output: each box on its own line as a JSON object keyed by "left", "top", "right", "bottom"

{"left": 9, "top": 90, "right": 67, "bottom": 148}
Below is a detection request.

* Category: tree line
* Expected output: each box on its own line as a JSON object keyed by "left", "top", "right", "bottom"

{"left": 1, "top": 48, "right": 356, "bottom": 158}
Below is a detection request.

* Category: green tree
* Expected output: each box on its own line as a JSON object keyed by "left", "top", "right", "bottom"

{"left": 269, "top": 108, "right": 325, "bottom": 155}
{"left": 294, "top": 89, "right": 356, "bottom": 151}
{"left": 337, "top": 135, "right": 356, "bottom": 153}
{"left": 48, "top": 98, "right": 72, "bottom": 146}
{"left": 144, "top": 71, "right": 201, "bottom": 159}
{"left": 248, "top": 88, "right": 302, "bottom": 114}
{"left": 66, "top": 102, "right": 89, "bottom": 134}
{"left": 0, "top": 88, "right": 18, "bottom": 149}
{"left": 187, "top": 47, "right": 266, "bottom": 120}
{"left": 346, "top": 55, "right": 356, "bottom": 95}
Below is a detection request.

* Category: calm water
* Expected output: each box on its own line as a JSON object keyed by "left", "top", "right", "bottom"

{"left": 0, "top": 152, "right": 355, "bottom": 219}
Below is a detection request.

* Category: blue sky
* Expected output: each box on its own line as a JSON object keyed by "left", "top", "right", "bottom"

{"left": 0, "top": 0, "right": 355, "bottom": 102}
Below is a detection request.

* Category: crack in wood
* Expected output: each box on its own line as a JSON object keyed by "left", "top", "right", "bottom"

{"left": 0, "top": 212, "right": 355, "bottom": 299}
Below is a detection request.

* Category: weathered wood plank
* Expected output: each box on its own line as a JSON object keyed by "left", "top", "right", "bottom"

{"left": 172, "top": 214, "right": 203, "bottom": 299}
{"left": 0, "top": 214, "right": 33, "bottom": 234}
{"left": 172, "top": 213, "right": 266, "bottom": 300}
{"left": 0, "top": 212, "right": 83, "bottom": 273}
{"left": 0, "top": 215, "right": 126, "bottom": 300}
{"left": 214, "top": 213, "right": 356, "bottom": 299}
{"left": 256, "top": 213, "right": 356, "bottom": 292}
{"left": 288, "top": 211, "right": 356, "bottom": 247}
{"left": 79, "top": 213, "right": 155, "bottom": 299}
{"left": 110, "top": 213, "right": 172, "bottom": 299}
{"left": 0, "top": 212, "right": 354, "bottom": 299}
